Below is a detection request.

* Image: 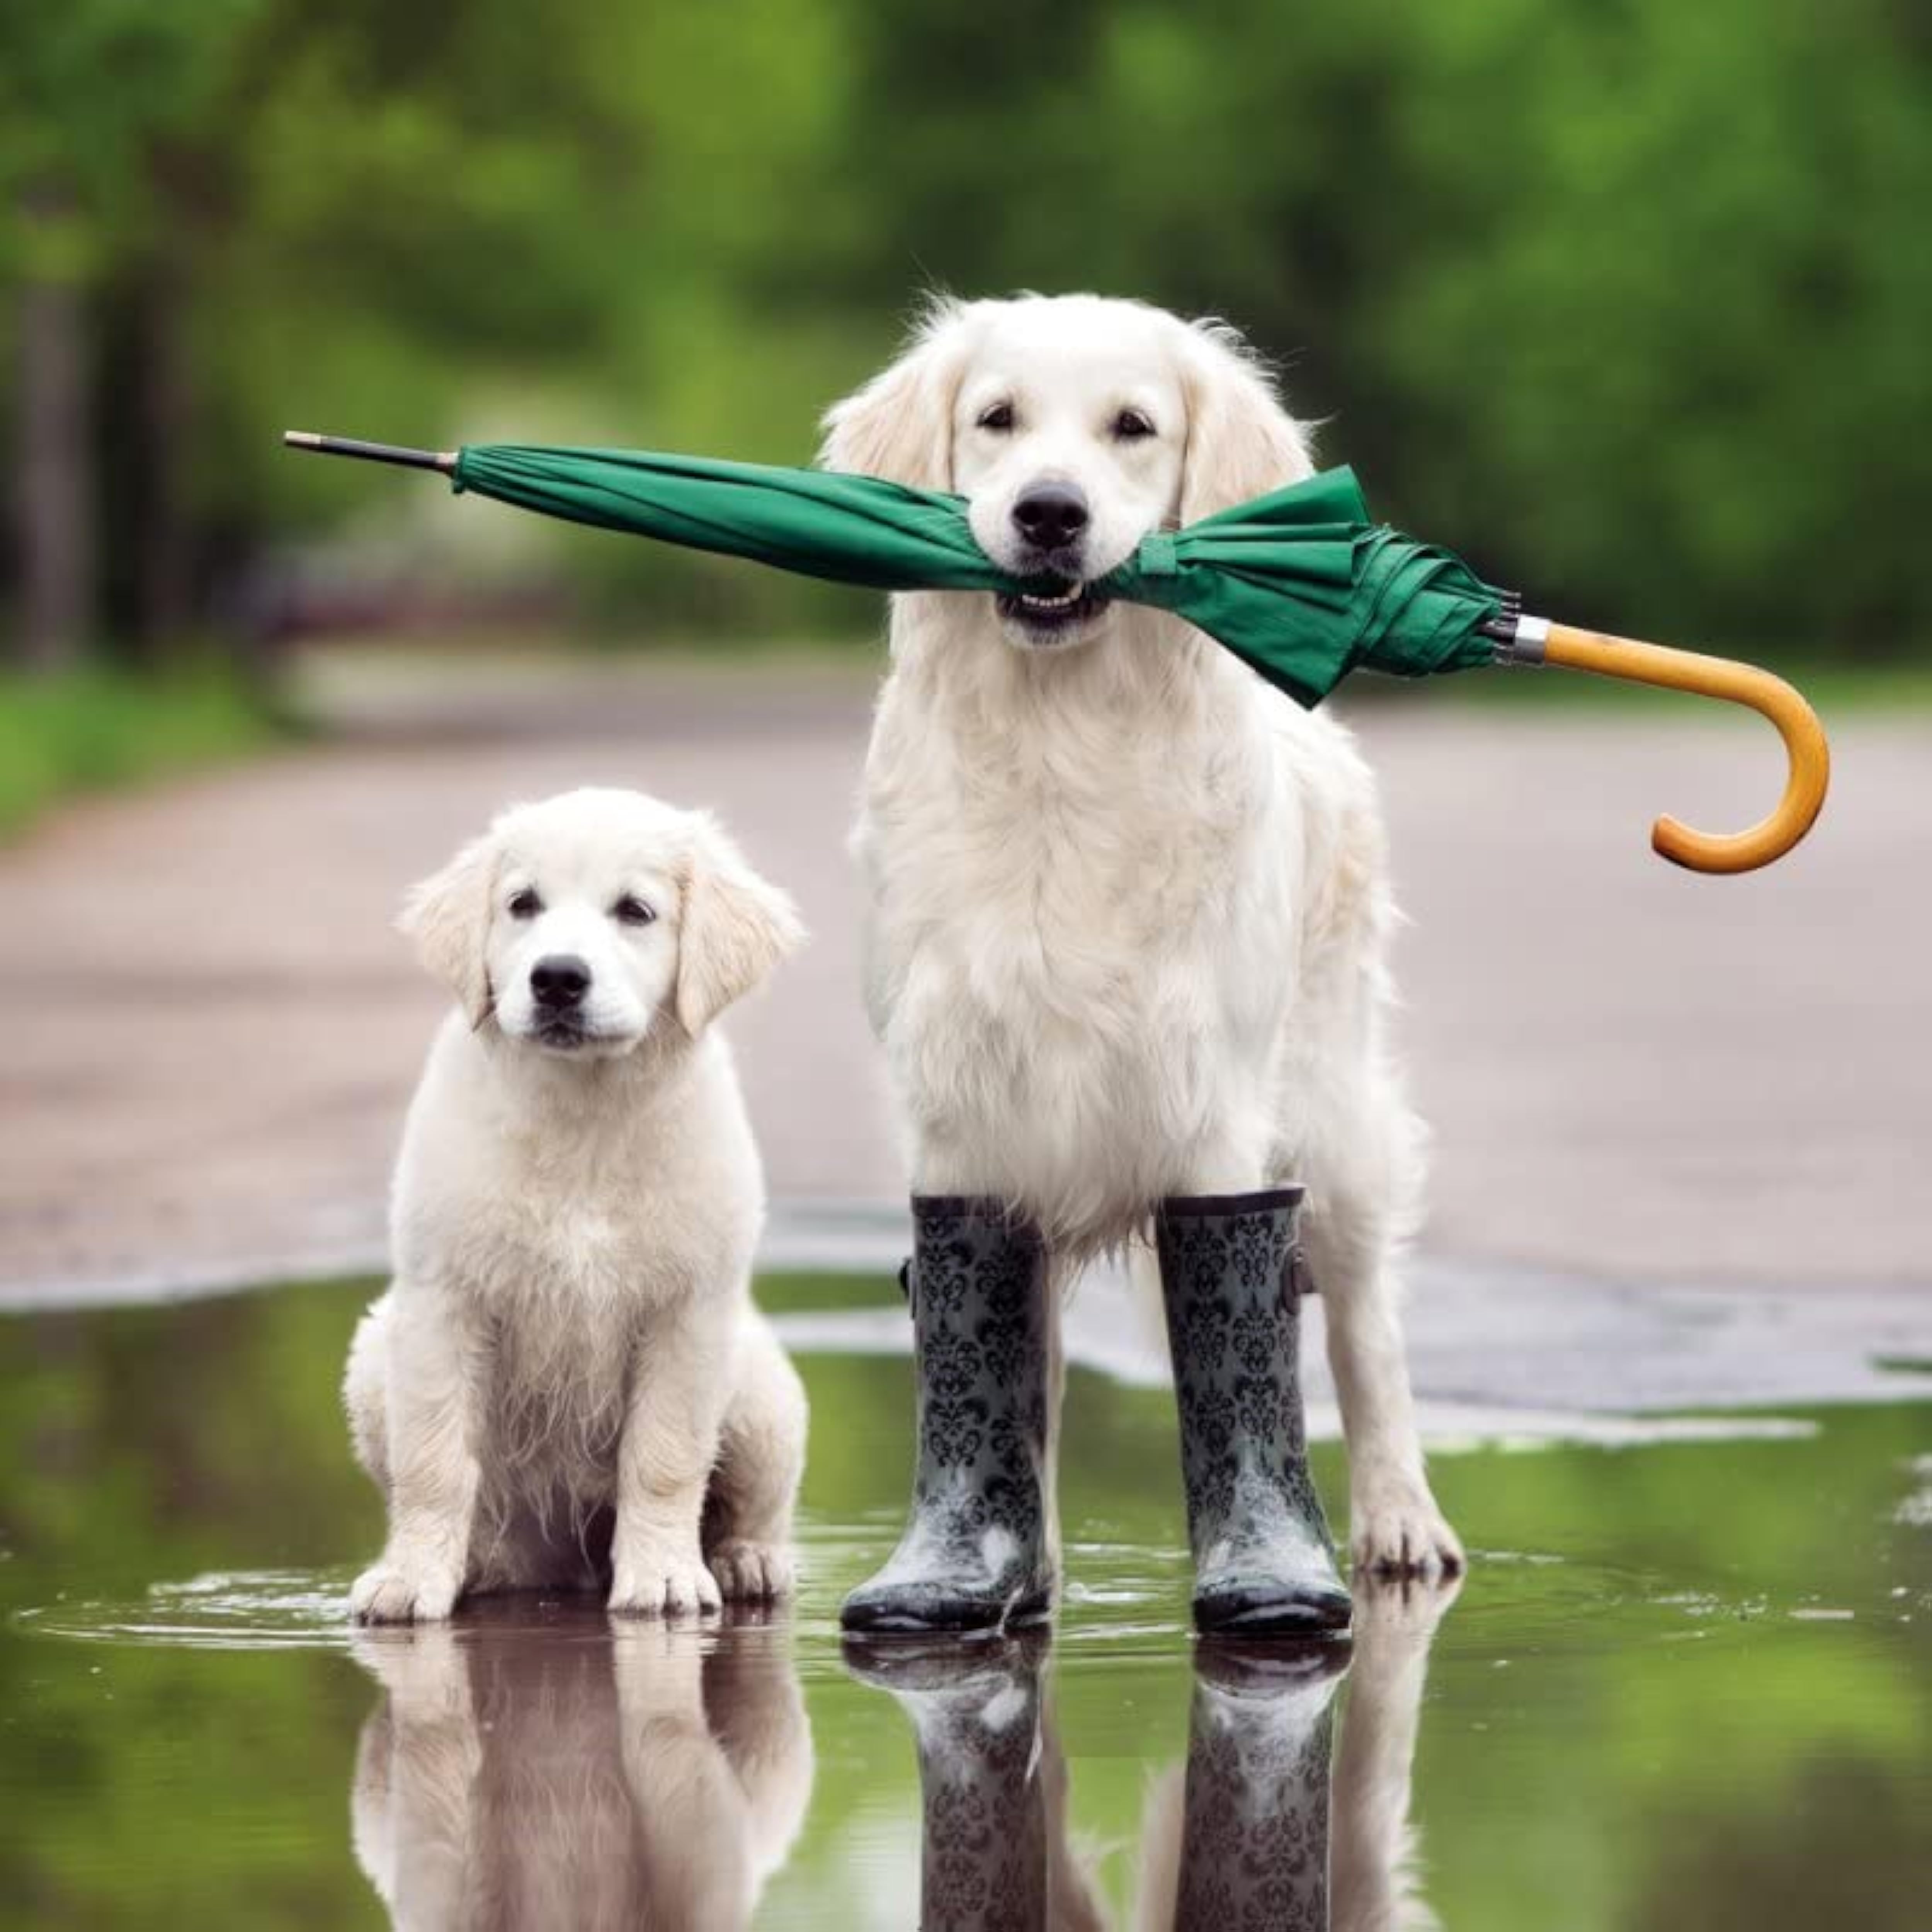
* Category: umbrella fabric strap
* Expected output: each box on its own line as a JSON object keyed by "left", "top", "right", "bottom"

{"left": 1135, "top": 532, "right": 1181, "bottom": 578}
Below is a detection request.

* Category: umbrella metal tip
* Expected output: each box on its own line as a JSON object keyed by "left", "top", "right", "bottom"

{"left": 277, "top": 432, "right": 455, "bottom": 473}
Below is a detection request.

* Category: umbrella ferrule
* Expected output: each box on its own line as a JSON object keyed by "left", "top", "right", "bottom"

{"left": 282, "top": 432, "right": 456, "bottom": 474}
{"left": 1488, "top": 611, "right": 1549, "bottom": 666}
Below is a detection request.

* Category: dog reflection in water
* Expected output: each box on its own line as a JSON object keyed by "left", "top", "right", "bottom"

{"left": 349, "top": 1604, "right": 811, "bottom": 1930}
{"left": 849, "top": 1575, "right": 1457, "bottom": 1931}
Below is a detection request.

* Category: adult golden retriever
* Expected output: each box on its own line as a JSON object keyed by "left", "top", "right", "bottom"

{"left": 824, "top": 295, "right": 1459, "bottom": 1575}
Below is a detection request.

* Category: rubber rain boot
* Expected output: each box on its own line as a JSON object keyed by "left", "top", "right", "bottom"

{"left": 1175, "top": 1639, "right": 1349, "bottom": 1929}
{"left": 1157, "top": 1186, "right": 1352, "bottom": 1636}
{"left": 843, "top": 1632, "right": 1054, "bottom": 1930}
{"left": 840, "top": 1196, "right": 1055, "bottom": 1634}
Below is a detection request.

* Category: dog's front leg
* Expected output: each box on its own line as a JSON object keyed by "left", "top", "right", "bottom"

{"left": 1329, "top": 1573, "right": 1460, "bottom": 1932}
{"left": 609, "top": 1309, "right": 732, "bottom": 1618}
{"left": 1304, "top": 1200, "right": 1464, "bottom": 1580}
{"left": 351, "top": 1281, "right": 484, "bottom": 1624}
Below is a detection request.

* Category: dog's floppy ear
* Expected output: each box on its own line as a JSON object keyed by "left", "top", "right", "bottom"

{"left": 399, "top": 831, "right": 499, "bottom": 1027}
{"left": 1177, "top": 320, "right": 1316, "bottom": 524}
{"left": 675, "top": 819, "right": 806, "bottom": 1036}
{"left": 818, "top": 297, "right": 973, "bottom": 490}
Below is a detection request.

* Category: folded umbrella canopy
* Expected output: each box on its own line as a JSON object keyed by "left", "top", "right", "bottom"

{"left": 284, "top": 432, "right": 1829, "bottom": 873}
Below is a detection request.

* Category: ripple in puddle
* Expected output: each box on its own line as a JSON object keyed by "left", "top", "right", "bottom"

{"left": 15, "top": 1568, "right": 359, "bottom": 1650}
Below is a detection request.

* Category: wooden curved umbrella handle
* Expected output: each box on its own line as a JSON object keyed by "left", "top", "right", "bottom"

{"left": 1539, "top": 624, "right": 1830, "bottom": 874}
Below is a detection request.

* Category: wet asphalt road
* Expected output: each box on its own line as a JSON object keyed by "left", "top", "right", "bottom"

{"left": 2, "top": 650, "right": 1927, "bottom": 1317}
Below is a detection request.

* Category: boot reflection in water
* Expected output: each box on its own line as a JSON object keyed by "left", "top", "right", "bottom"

{"left": 1171, "top": 1644, "right": 1346, "bottom": 1931}
{"left": 847, "top": 1636, "right": 1338, "bottom": 1932}
{"left": 349, "top": 1604, "right": 813, "bottom": 1931}
{"left": 845, "top": 1574, "right": 1458, "bottom": 1929}
{"left": 843, "top": 1631, "right": 1109, "bottom": 1932}
{"left": 1138, "top": 1573, "right": 1461, "bottom": 1932}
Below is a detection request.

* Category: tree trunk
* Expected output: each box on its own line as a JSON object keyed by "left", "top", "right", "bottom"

{"left": 14, "top": 236, "right": 94, "bottom": 672}
{"left": 130, "top": 255, "right": 194, "bottom": 663}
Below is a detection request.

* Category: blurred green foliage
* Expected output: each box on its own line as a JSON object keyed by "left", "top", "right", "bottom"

{"left": 0, "top": 665, "right": 278, "bottom": 833}
{"left": 3, "top": 1, "right": 1928, "bottom": 665}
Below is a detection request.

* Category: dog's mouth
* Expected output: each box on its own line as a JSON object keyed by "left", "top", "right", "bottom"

{"left": 995, "top": 581, "right": 1112, "bottom": 642}
{"left": 528, "top": 1017, "right": 633, "bottom": 1054}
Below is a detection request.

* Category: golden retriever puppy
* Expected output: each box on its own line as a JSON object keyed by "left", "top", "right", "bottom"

{"left": 350, "top": 1612, "right": 813, "bottom": 1929}
{"left": 345, "top": 787, "right": 806, "bottom": 1622}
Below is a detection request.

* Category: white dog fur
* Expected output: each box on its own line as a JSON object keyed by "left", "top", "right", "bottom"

{"left": 345, "top": 787, "right": 808, "bottom": 1622}
{"left": 823, "top": 293, "right": 1461, "bottom": 1575}
{"left": 350, "top": 1617, "right": 813, "bottom": 1929}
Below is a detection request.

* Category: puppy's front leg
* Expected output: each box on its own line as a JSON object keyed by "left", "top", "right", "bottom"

{"left": 609, "top": 1309, "right": 732, "bottom": 1618}
{"left": 351, "top": 1282, "right": 484, "bottom": 1624}
{"left": 350, "top": 1626, "right": 483, "bottom": 1926}
{"left": 612, "top": 1626, "right": 753, "bottom": 1924}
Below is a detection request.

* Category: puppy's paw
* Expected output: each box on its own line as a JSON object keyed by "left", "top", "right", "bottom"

{"left": 349, "top": 1622, "right": 472, "bottom": 1719}
{"left": 350, "top": 1561, "right": 461, "bottom": 1625}
{"left": 1349, "top": 1481, "right": 1465, "bottom": 1581}
{"left": 609, "top": 1546, "right": 723, "bottom": 1619}
{"left": 709, "top": 1538, "right": 795, "bottom": 1604}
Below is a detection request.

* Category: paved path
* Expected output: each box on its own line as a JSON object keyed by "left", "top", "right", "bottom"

{"left": 3, "top": 651, "right": 1928, "bottom": 1304}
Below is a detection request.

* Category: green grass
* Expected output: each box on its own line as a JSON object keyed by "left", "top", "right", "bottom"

{"left": 0, "top": 665, "right": 284, "bottom": 840}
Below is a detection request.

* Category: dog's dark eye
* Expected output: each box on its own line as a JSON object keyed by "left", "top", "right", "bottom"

{"left": 612, "top": 895, "right": 656, "bottom": 927}
{"left": 976, "top": 401, "right": 1015, "bottom": 433}
{"left": 507, "top": 888, "right": 543, "bottom": 919}
{"left": 1112, "top": 408, "right": 1156, "bottom": 441}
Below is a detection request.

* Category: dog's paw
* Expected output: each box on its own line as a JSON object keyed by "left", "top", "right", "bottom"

{"left": 609, "top": 1547, "right": 723, "bottom": 1619}
{"left": 709, "top": 1538, "right": 795, "bottom": 1604}
{"left": 350, "top": 1561, "right": 460, "bottom": 1625}
{"left": 1349, "top": 1481, "right": 1466, "bottom": 1580}
{"left": 1352, "top": 1560, "right": 1464, "bottom": 1641}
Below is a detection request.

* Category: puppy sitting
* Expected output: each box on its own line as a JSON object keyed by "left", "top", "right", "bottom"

{"left": 345, "top": 787, "right": 807, "bottom": 1622}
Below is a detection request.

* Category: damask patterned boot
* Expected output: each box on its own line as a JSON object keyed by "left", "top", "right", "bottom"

{"left": 843, "top": 1634, "right": 1053, "bottom": 1930}
{"left": 1175, "top": 1642, "right": 1349, "bottom": 1930}
{"left": 1157, "top": 1187, "right": 1352, "bottom": 1636}
{"left": 840, "top": 1197, "right": 1055, "bottom": 1634}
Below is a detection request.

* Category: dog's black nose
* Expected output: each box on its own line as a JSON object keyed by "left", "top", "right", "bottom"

{"left": 530, "top": 955, "right": 590, "bottom": 1009}
{"left": 1012, "top": 482, "right": 1089, "bottom": 552}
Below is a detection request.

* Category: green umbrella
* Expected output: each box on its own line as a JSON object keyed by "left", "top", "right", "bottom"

{"left": 283, "top": 431, "right": 1828, "bottom": 872}
{"left": 287, "top": 433, "right": 1502, "bottom": 708}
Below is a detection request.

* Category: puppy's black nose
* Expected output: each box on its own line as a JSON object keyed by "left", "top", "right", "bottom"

{"left": 530, "top": 955, "right": 590, "bottom": 1009}
{"left": 1012, "top": 482, "right": 1090, "bottom": 552}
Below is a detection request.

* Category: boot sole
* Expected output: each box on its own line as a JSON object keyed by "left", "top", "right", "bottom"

{"left": 839, "top": 1584, "right": 1054, "bottom": 1637}
{"left": 1195, "top": 1593, "right": 1354, "bottom": 1639}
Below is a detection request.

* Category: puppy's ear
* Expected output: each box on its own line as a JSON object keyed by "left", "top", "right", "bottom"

{"left": 675, "top": 820, "right": 806, "bottom": 1036}
{"left": 1177, "top": 320, "right": 1315, "bottom": 524}
{"left": 818, "top": 297, "right": 973, "bottom": 490}
{"left": 399, "top": 832, "right": 498, "bottom": 1027}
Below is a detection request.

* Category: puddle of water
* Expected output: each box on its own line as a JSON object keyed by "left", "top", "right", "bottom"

{"left": 0, "top": 1276, "right": 1927, "bottom": 1927}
